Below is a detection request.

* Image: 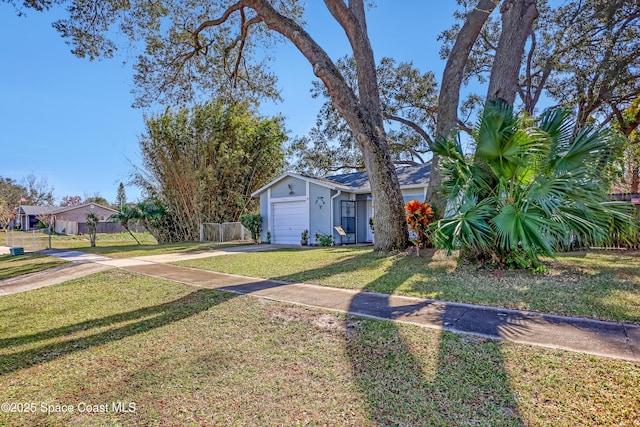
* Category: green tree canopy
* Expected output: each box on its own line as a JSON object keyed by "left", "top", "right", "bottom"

{"left": 0, "top": 177, "right": 25, "bottom": 208}
{"left": 439, "top": 0, "right": 640, "bottom": 132}
{"left": 115, "top": 183, "right": 127, "bottom": 209}
{"left": 134, "top": 99, "right": 286, "bottom": 242}
{"left": 290, "top": 57, "right": 439, "bottom": 176}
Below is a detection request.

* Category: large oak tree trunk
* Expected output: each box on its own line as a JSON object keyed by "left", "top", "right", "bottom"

{"left": 487, "top": 0, "right": 539, "bottom": 103}
{"left": 250, "top": 0, "right": 408, "bottom": 250}
{"left": 428, "top": 0, "right": 499, "bottom": 215}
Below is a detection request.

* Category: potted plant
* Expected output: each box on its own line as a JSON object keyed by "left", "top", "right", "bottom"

{"left": 300, "top": 229, "right": 309, "bottom": 245}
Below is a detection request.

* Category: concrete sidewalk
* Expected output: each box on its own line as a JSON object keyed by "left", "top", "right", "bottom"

{"left": 0, "top": 263, "right": 113, "bottom": 296}
{"left": 122, "top": 262, "right": 640, "bottom": 363}
{"left": 6, "top": 247, "right": 640, "bottom": 362}
{"left": 40, "top": 244, "right": 290, "bottom": 267}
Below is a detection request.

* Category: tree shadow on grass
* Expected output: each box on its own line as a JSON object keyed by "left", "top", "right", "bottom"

{"left": 0, "top": 289, "right": 234, "bottom": 376}
{"left": 344, "top": 261, "right": 524, "bottom": 426}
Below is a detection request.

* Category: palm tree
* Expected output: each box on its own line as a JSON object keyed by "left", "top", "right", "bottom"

{"left": 109, "top": 205, "right": 141, "bottom": 245}
{"left": 85, "top": 212, "right": 99, "bottom": 247}
{"left": 431, "top": 99, "right": 636, "bottom": 268}
{"left": 135, "top": 201, "right": 165, "bottom": 233}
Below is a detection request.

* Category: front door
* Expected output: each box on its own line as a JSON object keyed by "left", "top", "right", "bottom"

{"left": 340, "top": 200, "right": 356, "bottom": 244}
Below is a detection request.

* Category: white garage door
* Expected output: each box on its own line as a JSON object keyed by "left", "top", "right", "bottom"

{"left": 272, "top": 201, "right": 307, "bottom": 244}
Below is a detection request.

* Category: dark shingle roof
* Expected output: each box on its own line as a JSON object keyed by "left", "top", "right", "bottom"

{"left": 322, "top": 162, "right": 431, "bottom": 191}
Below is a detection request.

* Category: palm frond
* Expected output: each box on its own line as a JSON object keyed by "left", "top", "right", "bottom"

{"left": 433, "top": 195, "right": 495, "bottom": 253}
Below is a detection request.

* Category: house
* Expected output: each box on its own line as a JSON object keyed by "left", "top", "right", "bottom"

{"left": 16, "top": 205, "right": 57, "bottom": 231}
{"left": 251, "top": 162, "right": 431, "bottom": 245}
{"left": 53, "top": 203, "right": 118, "bottom": 235}
{"left": 17, "top": 203, "right": 118, "bottom": 235}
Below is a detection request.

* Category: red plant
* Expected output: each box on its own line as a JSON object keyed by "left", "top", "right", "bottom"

{"left": 405, "top": 200, "right": 434, "bottom": 247}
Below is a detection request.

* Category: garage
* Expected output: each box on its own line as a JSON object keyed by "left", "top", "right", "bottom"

{"left": 272, "top": 200, "right": 308, "bottom": 244}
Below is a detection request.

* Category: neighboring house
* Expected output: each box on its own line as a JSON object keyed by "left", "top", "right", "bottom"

{"left": 17, "top": 203, "right": 118, "bottom": 234}
{"left": 16, "top": 205, "right": 56, "bottom": 231}
{"left": 54, "top": 203, "right": 118, "bottom": 235}
{"left": 251, "top": 162, "right": 431, "bottom": 245}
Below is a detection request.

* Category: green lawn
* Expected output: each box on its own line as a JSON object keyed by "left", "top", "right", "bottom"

{"left": 0, "top": 233, "right": 251, "bottom": 280}
{"left": 0, "top": 270, "right": 638, "bottom": 426}
{"left": 177, "top": 247, "right": 640, "bottom": 323}
{"left": 0, "top": 254, "right": 68, "bottom": 280}
{"left": 46, "top": 232, "right": 250, "bottom": 258}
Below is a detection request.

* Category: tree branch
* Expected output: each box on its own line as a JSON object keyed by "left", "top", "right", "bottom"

{"left": 457, "top": 119, "right": 474, "bottom": 135}
{"left": 383, "top": 112, "right": 434, "bottom": 148}
{"left": 193, "top": 1, "right": 246, "bottom": 42}
{"left": 242, "top": 0, "right": 369, "bottom": 142}
{"left": 389, "top": 143, "right": 426, "bottom": 164}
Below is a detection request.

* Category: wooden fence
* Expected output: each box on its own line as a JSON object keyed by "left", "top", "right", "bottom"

{"left": 200, "top": 222, "right": 251, "bottom": 242}
{"left": 77, "top": 221, "right": 146, "bottom": 235}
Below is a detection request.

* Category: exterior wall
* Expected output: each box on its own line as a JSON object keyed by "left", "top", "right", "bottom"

{"left": 308, "top": 183, "right": 332, "bottom": 245}
{"left": 258, "top": 178, "right": 311, "bottom": 244}
{"left": 55, "top": 220, "right": 78, "bottom": 235}
{"left": 259, "top": 192, "right": 269, "bottom": 242}
{"left": 56, "top": 205, "right": 116, "bottom": 222}
{"left": 401, "top": 187, "right": 427, "bottom": 204}
{"left": 270, "top": 176, "right": 307, "bottom": 199}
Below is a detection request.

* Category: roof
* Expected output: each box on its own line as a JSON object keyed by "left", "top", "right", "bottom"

{"left": 18, "top": 205, "right": 57, "bottom": 216}
{"left": 321, "top": 162, "right": 431, "bottom": 192}
{"left": 55, "top": 203, "right": 118, "bottom": 214}
{"left": 18, "top": 203, "right": 118, "bottom": 216}
{"left": 252, "top": 162, "right": 431, "bottom": 196}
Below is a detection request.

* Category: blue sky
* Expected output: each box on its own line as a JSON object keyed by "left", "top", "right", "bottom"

{"left": 1, "top": 2, "right": 460, "bottom": 204}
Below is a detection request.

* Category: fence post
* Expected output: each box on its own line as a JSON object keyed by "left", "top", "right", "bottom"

{"left": 219, "top": 224, "right": 223, "bottom": 242}
{"left": 200, "top": 223, "right": 204, "bottom": 242}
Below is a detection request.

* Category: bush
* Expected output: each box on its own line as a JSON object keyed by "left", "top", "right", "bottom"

{"left": 240, "top": 214, "right": 263, "bottom": 243}
{"left": 315, "top": 232, "right": 333, "bottom": 247}
{"left": 431, "top": 99, "right": 636, "bottom": 269}
{"left": 405, "top": 200, "right": 434, "bottom": 250}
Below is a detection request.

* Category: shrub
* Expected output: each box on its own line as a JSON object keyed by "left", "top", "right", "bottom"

{"left": 315, "top": 232, "right": 333, "bottom": 247}
{"left": 431, "top": 99, "right": 636, "bottom": 269}
{"left": 405, "top": 200, "right": 434, "bottom": 250}
{"left": 240, "top": 214, "right": 262, "bottom": 243}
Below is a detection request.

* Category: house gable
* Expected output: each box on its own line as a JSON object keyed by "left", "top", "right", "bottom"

{"left": 55, "top": 203, "right": 118, "bottom": 222}
{"left": 251, "top": 172, "right": 343, "bottom": 198}
{"left": 269, "top": 176, "right": 308, "bottom": 199}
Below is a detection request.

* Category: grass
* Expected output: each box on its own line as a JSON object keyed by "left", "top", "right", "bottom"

{"left": 72, "top": 240, "right": 250, "bottom": 258}
{"left": 12, "top": 231, "right": 251, "bottom": 258}
{"left": 0, "top": 270, "right": 638, "bottom": 426}
{"left": 3, "top": 231, "right": 158, "bottom": 253}
{"left": 177, "top": 246, "right": 640, "bottom": 324}
{"left": 0, "top": 232, "right": 251, "bottom": 282}
{"left": 0, "top": 254, "right": 68, "bottom": 280}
